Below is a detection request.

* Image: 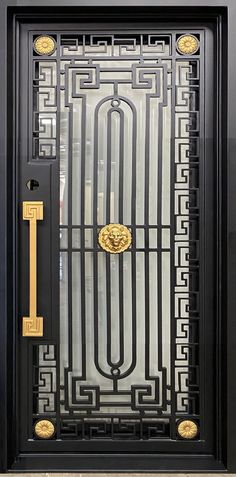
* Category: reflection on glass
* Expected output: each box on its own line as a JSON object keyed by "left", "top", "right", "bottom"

{"left": 162, "top": 229, "right": 170, "bottom": 248}
{"left": 136, "top": 228, "right": 145, "bottom": 248}
{"left": 72, "top": 229, "right": 80, "bottom": 248}
{"left": 149, "top": 229, "right": 158, "bottom": 248}
{"left": 85, "top": 228, "right": 93, "bottom": 248}
{"left": 60, "top": 251, "right": 68, "bottom": 379}
{"left": 60, "top": 228, "right": 68, "bottom": 248}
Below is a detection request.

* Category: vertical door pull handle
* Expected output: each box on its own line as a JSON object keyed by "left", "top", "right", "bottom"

{"left": 22, "top": 201, "right": 44, "bottom": 337}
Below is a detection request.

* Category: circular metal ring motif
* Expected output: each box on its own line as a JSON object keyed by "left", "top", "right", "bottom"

{"left": 34, "top": 419, "right": 55, "bottom": 439}
{"left": 98, "top": 224, "right": 132, "bottom": 254}
{"left": 176, "top": 34, "right": 199, "bottom": 55}
{"left": 34, "top": 35, "right": 56, "bottom": 56}
{"left": 177, "top": 419, "right": 198, "bottom": 439}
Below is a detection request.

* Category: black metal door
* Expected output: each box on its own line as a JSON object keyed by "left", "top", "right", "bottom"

{"left": 18, "top": 19, "right": 216, "bottom": 467}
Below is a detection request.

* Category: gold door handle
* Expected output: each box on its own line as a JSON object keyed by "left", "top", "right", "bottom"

{"left": 98, "top": 223, "right": 132, "bottom": 253}
{"left": 22, "top": 201, "right": 44, "bottom": 337}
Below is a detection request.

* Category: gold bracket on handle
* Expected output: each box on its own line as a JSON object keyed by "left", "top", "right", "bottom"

{"left": 22, "top": 201, "right": 44, "bottom": 337}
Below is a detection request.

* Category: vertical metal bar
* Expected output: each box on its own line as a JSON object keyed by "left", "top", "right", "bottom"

{"left": 62, "top": 64, "right": 73, "bottom": 412}
{"left": 106, "top": 253, "right": 112, "bottom": 366}
{"left": 170, "top": 32, "right": 177, "bottom": 437}
{"left": 106, "top": 108, "right": 112, "bottom": 366}
{"left": 144, "top": 94, "right": 150, "bottom": 380}
{"left": 157, "top": 67, "right": 168, "bottom": 406}
{"left": 55, "top": 32, "right": 61, "bottom": 439}
{"left": 65, "top": 66, "right": 73, "bottom": 371}
{"left": 157, "top": 100, "right": 163, "bottom": 371}
{"left": 199, "top": 30, "right": 206, "bottom": 438}
{"left": 93, "top": 102, "right": 99, "bottom": 372}
{"left": 131, "top": 98, "right": 137, "bottom": 375}
{"left": 118, "top": 108, "right": 124, "bottom": 365}
{"left": 80, "top": 96, "right": 87, "bottom": 378}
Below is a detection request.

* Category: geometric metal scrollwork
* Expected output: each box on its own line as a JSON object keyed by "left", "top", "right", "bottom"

{"left": 32, "top": 344, "right": 57, "bottom": 415}
{"left": 30, "top": 31, "right": 202, "bottom": 442}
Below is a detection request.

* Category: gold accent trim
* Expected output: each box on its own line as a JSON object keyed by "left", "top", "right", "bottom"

{"left": 98, "top": 223, "right": 132, "bottom": 254}
{"left": 34, "top": 35, "right": 56, "bottom": 55}
{"left": 176, "top": 34, "right": 199, "bottom": 55}
{"left": 22, "top": 201, "right": 44, "bottom": 337}
{"left": 177, "top": 420, "right": 198, "bottom": 439}
{"left": 34, "top": 419, "right": 55, "bottom": 439}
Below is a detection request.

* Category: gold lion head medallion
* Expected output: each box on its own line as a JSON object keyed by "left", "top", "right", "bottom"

{"left": 98, "top": 224, "right": 132, "bottom": 254}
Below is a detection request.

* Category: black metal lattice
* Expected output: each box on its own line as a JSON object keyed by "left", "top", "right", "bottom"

{"left": 31, "top": 32, "right": 201, "bottom": 441}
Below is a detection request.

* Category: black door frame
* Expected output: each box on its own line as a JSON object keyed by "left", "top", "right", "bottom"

{"left": 0, "top": 0, "right": 234, "bottom": 472}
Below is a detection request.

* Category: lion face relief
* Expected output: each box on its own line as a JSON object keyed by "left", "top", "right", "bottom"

{"left": 98, "top": 224, "right": 132, "bottom": 253}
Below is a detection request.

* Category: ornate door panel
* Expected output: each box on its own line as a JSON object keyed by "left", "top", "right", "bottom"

{"left": 18, "top": 21, "right": 215, "bottom": 465}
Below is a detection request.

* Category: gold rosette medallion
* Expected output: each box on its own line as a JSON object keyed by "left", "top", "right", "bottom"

{"left": 34, "top": 35, "right": 56, "bottom": 55}
{"left": 177, "top": 419, "right": 198, "bottom": 439}
{"left": 177, "top": 34, "right": 199, "bottom": 55}
{"left": 34, "top": 419, "right": 55, "bottom": 439}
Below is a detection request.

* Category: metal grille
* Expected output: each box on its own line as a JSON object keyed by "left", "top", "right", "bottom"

{"left": 31, "top": 32, "right": 201, "bottom": 441}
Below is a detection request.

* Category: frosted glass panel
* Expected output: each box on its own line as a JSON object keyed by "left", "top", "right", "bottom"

{"left": 58, "top": 48, "right": 174, "bottom": 418}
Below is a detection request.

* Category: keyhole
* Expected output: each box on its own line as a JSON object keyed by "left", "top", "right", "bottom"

{"left": 26, "top": 179, "right": 39, "bottom": 191}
